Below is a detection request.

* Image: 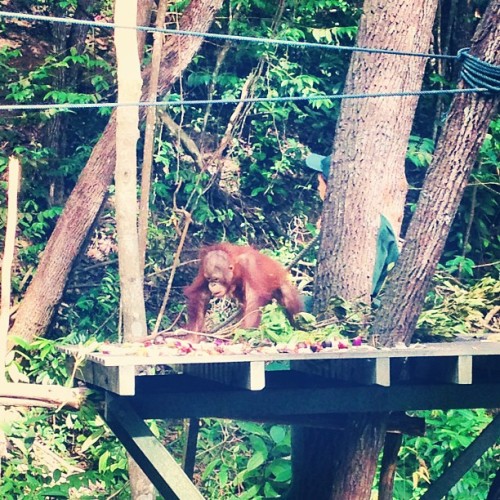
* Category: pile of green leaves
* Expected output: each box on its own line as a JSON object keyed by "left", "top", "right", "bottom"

{"left": 416, "top": 273, "right": 500, "bottom": 341}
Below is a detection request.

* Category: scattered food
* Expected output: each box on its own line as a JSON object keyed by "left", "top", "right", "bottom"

{"left": 95, "top": 334, "right": 369, "bottom": 357}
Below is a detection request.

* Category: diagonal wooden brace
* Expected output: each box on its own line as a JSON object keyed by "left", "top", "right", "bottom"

{"left": 104, "top": 394, "right": 203, "bottom": 500}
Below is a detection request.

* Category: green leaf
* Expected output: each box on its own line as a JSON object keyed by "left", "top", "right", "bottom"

{"left": 269, "top": 426, "right": 287, "bottom": 444}
{"left": 98, "top": 449, "right": 110, "bottom": 472}
{"left": 80, "top": 428, "right": 105, "bottom": 452}
{"left": 264, "top": 482, "right": 281, "bottom": 497}
{"left": 249, "top": 435, "right": 269, "bottom": 457}
{"left": 266, "top": 459, "right": 292, "bottom": 482}
{"left": 246, "top": 450, "right": 266, "bottom": 471}
{"left": 237, "top": 421, "right": 268, "bottom": 437}
{"left": 237, "top": 484, "right": 261, "bottom": 500}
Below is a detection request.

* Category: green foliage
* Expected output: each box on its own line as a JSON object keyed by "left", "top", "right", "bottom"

{"left": 395, "top": 409, "right": 499, "bottom": 499}
{"left": 196, "top": 419, "right": 291, "bottom": 499}
{"left": 1, "top": 1, "right": 499, "bottom": 498}
{"left": 2, "top": 339, "right": 129, "bottom": 498}
{"left": 416, "top": 273, "right": 500, "bottom": 341}
{"left": 443, "top": 117, "right": 500, "bottom": 273}
{"left": 8, "top": 336, "right": 69, "bottom": 385}
{"left": 407, "top": 135, "right": 435, "bottom": 168}
{"left": 57, "top": 266, "right": 121, "bottom": 342}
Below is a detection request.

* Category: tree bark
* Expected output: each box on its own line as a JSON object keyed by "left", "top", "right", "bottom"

{"left": 294, "top": 2, "right": 499, "bottom": 499}
{"left": 378, "top": 431, "right": 403, "bottom": 500}
{"left": 0, "top": 383, "right": 86, "bottom": 409}
{"left": 115, "top": 0, "right": 146, "bottom": 338}
{"left": 9, "top": 0, "right": 224, "bottom": 346}
{"left": 374, "top": 0, "right": 500, "bottom": 347}
{"left": 44, "top": 0, "right": 94, "bottom": 206}
{"left": 138, "top": 0, "right": 169, "bottom": 271}
{"left": 1, "top": 157, "right": 20, "bottom": 381}
{"left": 313, "top": 0, "right": 438, "bottom": 312}
{"left": 290, "top": 0, "right": 439, "bottom": 498}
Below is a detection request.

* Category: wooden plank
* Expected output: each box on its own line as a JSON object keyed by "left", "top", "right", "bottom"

{"left": 183, "top": 361, "right": 266, "bottom": 390}
{"left": 105, "top": 395, "right": 204, "bottom": 500}
{"left": 420, "top": 414, "right": 500, "bottom": 500}
{"left": 68, "top": 358, "right": 136, "bottom": 395}
{"left": 291, "top": 357, "right": 391, "bottom": 386}
{"left": 453, "top": 355, "right": 473, "bottom": 384}
{"left": 57, "top": 341, "right": 500, "bottom": 369}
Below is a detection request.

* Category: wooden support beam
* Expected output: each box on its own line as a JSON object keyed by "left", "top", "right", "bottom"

{"left": 131, "top": 374, "right": 500, "bottom": 418}
{"left": 291, "top": 358, "right": 391, "bottom": 386}
{"left": 244, "top": 412, "right": 425, "bottom": 436}
{"left": 420, "top": 413, "right": 500, "bottom": 500}
{"left": 453, "top": 355, "right": 473, "bottom": 384}
{"left": 183, "top": 361, "right": 266, "bottom": 390}
{"left": 104, "top": 395, "right": 203, "bottom": 500}
{"left": 182, "top": 418, "right": 199, "bottom": 480}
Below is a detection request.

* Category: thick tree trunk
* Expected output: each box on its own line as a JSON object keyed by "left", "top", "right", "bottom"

{"left": 289, "top": 2, "right": 438, "bottom": 498}
{"left": 313, "top": 0, "right": 438, "bottom": 311}
{"left": 9, "top": 0, "right": 224, "bottom": 345}
{"left": 290, "top": 414, "right": 387, "bottom": 500}
{"left": 374, "top": 0, "right": 500, "bottom": 347}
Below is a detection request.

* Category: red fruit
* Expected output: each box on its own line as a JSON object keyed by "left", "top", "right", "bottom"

{"left": 352, "top": 337, "right": 362, "bottom": 346}
{"left": 337, "top": 341, "right": 348, "bottom": 349}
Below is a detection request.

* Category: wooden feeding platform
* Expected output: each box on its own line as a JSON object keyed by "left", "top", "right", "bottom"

{"left": 59, "top": 340, "right": 500, "bottom": 499}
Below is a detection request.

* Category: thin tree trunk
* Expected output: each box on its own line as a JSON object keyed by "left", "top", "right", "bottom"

{"left": 115, "top": 0, "right": 146, "bottom": 339}
{"left": 290, "top": 0, "right": 438, "bottom": 498}
{"left": 138, "top": 0, "right": 170, "bottom": 272}
{"left": 378, "top": 432, "right": 403, "bottom": 500}
{"left": 374, "top": 0, "right": 500, "bottom": 347}
{"left": 9, "top": 0, "right": 224, "bottom": 346}
{"left": 115, "top": 1, "right": 150, "bottom": 495}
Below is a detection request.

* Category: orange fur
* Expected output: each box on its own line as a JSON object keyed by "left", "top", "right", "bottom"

{"left": 184, "top": 243, "right": 303, "bottom": 332}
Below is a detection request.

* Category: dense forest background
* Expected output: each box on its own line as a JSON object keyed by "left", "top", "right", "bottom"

{"left": 0, "top": 0, "right": 498, "bottom": 497}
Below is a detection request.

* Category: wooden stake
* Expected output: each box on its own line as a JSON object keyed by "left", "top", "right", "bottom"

{"left": 0, "top": 156, "right": 20, "bottom": 383}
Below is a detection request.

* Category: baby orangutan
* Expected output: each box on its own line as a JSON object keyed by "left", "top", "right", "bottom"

{"left": 184, "top": 243, "right": 303, "bottom": 332}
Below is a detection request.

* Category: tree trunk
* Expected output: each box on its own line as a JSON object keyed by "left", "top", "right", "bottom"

{"left": 290, "top": 0, "right": 438, "bottom": 498}
{"left": 115, "top": 0, "right": 146, "bottom": 337}
{"left": 378, "top": 431, "right": 403, "bottom": 500}
{"left": 373, "top": 0, "right": 500, "bottom": 347}
{"left": 9, "top": 0, "right": 224, "bottom": 346}
{"left": 313, "top": 0, "right": 438, "bottom": 313}
{"left": 44, "top": 0, "right": 94, "bottom": 206}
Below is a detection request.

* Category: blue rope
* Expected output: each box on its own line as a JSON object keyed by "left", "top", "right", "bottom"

{"left": 0, "top": 88, "right": 488, "bottom": 112}
{"left": 0, "top": 10, "right": 457, "bottom": 60}
{"left": 0, "top": 10, "right": 497, "bottom": 114}
{"left": 458, "top": 48, "right": 500, "bottom": 93}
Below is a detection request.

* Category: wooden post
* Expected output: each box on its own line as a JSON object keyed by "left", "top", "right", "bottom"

{"left": 0, "top": 156, "right": 20, "bottom": 382}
